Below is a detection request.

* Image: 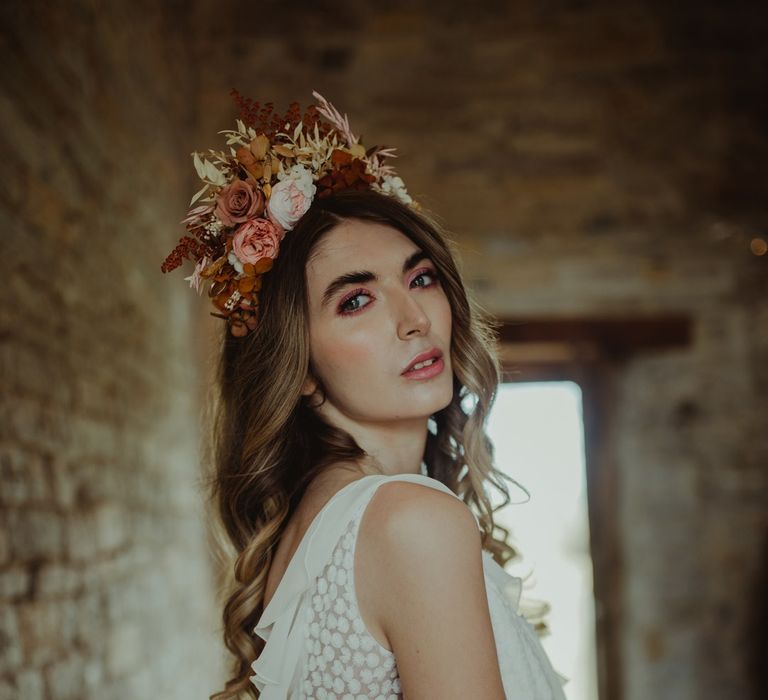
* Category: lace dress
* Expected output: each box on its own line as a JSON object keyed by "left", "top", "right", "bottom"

{"left": 250, "top": 473, "right": 569, "bottom": 699}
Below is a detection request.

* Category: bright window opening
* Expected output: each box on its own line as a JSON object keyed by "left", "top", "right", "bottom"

{"left": 487, "top": 381, "right": 598, "bottom": 700}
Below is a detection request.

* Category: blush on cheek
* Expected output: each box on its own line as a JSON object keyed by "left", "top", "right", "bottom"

{"left": 333, "top": 341, "right": 375, "bottom": 369}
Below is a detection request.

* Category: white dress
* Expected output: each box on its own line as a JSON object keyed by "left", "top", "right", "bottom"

{"left": 250, "top": 473, "right": 569, "bottom": 699}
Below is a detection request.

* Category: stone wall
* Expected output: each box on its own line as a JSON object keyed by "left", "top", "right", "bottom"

{"left": 0, "top": 2, "right": 224, "bottom": 699}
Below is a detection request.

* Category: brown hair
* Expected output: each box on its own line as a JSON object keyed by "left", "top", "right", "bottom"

{"left": 204, "top": 188, "right": 519, "bottom": 699}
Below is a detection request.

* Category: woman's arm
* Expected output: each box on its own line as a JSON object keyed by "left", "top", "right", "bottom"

{"left": 358, "top": 481, "right": 507, "bottom": 700}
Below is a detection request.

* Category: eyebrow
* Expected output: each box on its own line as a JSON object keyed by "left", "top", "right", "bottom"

{"left": 320, "top": 249, "right": 431, "bottom": 309}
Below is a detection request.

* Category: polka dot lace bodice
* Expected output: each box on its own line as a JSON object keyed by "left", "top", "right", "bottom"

{"left": 250, "top": 473, "right": 569, "bottom": 699}
{"left": 300, "top": 504, "right": 401, "bottom": 699}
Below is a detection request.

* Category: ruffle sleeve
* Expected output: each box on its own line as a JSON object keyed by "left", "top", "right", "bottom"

{"left": 481, "top": 549, "right": 570, "bottom": 688}
{"left": 250, "top": 477, "right": 379, "bottom": 697}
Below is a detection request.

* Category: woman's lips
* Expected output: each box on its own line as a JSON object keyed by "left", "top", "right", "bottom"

{"left": 401, "top": 356, "right": 445, "bottom": 380}
{"left": 402, "top": 347, "right": 443, "bottom": 374}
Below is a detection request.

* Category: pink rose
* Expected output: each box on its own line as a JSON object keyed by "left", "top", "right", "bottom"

{"left": 215, "top": 179, "right": 265, "bottom": 227}
{"left": 231, "top": 218, "right": 285, "bottom": 266}
{"left": 266, "top": 178, "right": 314, "bottom": 231}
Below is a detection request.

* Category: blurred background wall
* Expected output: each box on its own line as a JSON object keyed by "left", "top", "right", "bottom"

{"left": 1, "top": 1, "right": 766, "bottom": 699}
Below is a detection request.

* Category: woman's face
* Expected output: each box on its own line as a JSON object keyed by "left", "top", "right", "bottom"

{"left": 302, "top": 218, "right": 454, "bottom": 426}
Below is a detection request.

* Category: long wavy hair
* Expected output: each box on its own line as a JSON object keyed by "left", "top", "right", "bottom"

{"left": 204, "top": 188, "right": 521, "bottom": 699}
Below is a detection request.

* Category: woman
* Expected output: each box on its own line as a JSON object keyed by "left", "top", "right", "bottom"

{"left": 164, "top": 92, "right": 567, "bottom": 699}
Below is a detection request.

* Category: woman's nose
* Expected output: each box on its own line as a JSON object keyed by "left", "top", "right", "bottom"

{"left": 396, "top": 290, "right": 431, "bottom": 338}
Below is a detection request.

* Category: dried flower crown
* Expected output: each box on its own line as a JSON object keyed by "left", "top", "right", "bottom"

{"left": 161, "top": 89, "right": 418, "bottom": 338}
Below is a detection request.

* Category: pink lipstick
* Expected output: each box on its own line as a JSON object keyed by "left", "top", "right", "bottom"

{"left": 401, "top": 347, "right": 445, "bottom": 380}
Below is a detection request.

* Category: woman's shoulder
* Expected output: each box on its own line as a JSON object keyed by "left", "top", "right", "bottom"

{"left": 355, "top": 476, "right": 507, "bottom": 697}
{"left": 354, "top": 474, "right": 485, "bottom": 614}
{"left": 360, "top": 475, "right": 481, "bottom": 544}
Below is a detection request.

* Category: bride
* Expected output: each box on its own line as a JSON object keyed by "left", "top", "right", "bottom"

{"left": 163, "top": 91, "right": 567, "bottom": 699}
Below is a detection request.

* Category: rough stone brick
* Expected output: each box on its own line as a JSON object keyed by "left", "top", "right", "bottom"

{"left": 16, "top": 670, "right": 45, "bottom": 700}
{"left": 0, "top": 607, "right": 22, "bottom": 674}
{"left": 0, "top": 449, "right": 50, "bottom": 506}
{"left": 44, "top": 653, "right": 87, "bottom": 700}
{"left": 0, "top": 527, "right": 9, "bottom": 567}
{"left": 16, "top": 599, "right": 77, "bottom": 666}
{"left": 7, "top": 509, "right": 64, "bottom": 562}
{"left": 104, "top": 623, "right": 143, "bottom": 678}
{"left": 34, "top": 563, "right": 82, "bottom": 598}
{"left": 0, "top": 566, "right": 30, "bottom": 601}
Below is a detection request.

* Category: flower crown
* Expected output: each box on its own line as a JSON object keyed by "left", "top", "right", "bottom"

{"left": 161, "top": 89, "right": 418, "bottom": 338}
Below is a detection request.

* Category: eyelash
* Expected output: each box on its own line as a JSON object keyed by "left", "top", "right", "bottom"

{"left": 337, "top": 268, "right": 440, "bottom": 317}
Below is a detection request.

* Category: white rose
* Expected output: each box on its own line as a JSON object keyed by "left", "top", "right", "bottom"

{"left": 267, "top": 176, "right": 315, "bottom": 231}
{"left": 277, "top": 164, "right": 316, "bottom": 197}
{"left": 378, "top": 174, "right": 413, "bottom": 205}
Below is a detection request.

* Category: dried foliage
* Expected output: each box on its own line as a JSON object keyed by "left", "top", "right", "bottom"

{"left": 161, "top": 89, "right": 416, "bottom": 338}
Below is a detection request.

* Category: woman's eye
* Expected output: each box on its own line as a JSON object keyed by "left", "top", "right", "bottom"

{"left": 339, "top": 290, "right": 372, "bottom": 315}
{"left": 412, "top": 270, "right": 439, "bottom": 288}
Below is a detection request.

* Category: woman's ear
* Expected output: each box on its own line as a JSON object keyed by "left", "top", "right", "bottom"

{"left": 301, "top": 373, "right": 327, "bottom": 409}
{"left": 301, "top": 374, "right": 318, "bottom": 397}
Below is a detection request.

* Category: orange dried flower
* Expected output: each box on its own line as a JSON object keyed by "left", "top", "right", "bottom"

{"left": 316, "top": 152, "right": 376, "bottom": 198}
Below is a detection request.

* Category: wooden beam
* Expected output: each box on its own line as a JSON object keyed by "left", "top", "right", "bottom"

{"left": 496, "top": 314, "right": 692, "bottom": 362}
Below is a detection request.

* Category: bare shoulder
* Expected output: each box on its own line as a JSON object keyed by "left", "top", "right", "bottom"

{"left": 362, "top": 479, "right": 481, "bottom": 552}
{"left": 357, "top": 480, "right": 506, "bottom": 699}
